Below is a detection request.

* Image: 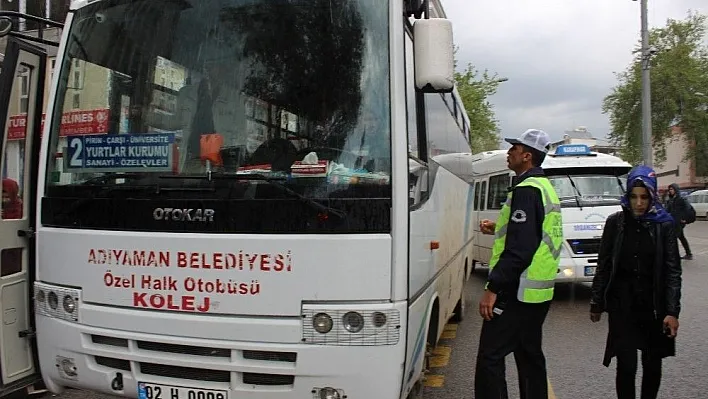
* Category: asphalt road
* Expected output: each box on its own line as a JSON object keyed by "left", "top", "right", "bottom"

{"left": 34, "top": 223, "right": 708, "bottom": 399}
{"left": 422, "top": 221, "right": 708, "bottom": 399}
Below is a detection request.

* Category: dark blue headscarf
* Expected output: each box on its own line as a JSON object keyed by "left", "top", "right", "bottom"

{"left": 621, "top": 165, "right": 674, "bottom": 224}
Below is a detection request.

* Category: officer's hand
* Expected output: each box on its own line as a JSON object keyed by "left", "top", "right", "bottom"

{"left": 479, "top": 290, "right": 497, "bottom": 321}
{"left": 590, "top": 312, "right": 601, "bottom": 323}
{"left": 480, "top": 219, "right": 495, "bottom": 235}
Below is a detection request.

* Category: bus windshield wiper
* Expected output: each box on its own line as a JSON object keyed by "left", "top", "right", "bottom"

{"left": 54, "top": 183, "right": 159, "bottom": 219}
{"left": 566, "top": 174, "right": 583, "bottom": 210}
{"left": 80, "top": 172, "right": 146, "bottom": 185}
{"left": 162, "top": 173, "right": 347, "bottom": 219}
{"left": 616, "top": 175, "right": 626, "bottom": 194}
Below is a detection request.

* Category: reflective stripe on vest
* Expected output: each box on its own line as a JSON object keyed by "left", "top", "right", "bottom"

{"left": 488, "top": 176, "right": 563, "bottom": 303}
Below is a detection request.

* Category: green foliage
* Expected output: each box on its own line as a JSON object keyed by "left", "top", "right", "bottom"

{"left": 602, "top": 11, "right": 708, "bottom": 169}
{"left": 453, "top": 48, "right": 504, "bottom": 153}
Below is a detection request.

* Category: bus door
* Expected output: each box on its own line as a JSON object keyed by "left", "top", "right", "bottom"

{"left": 0, "top": 36, "right": 47, "bottom": 396}
{"left": 471, "top": 180, "right": 481, "bottom": 263}
{"left": 472, "top": 179, "right": 492, "bottom": 266}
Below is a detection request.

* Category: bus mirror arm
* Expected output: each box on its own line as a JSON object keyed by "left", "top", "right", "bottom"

{"left": 0, "top": 12, "right": 63, "bottom": 47}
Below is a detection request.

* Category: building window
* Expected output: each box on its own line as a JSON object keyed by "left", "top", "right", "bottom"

{"left": 73, "top": 93, "right": 80, "bottom": 109}
{"left": 50, "top": 59, "right": 56, "bottom": 82}
{"left": 19, "top": 70, "right": 30, "bottom": 113}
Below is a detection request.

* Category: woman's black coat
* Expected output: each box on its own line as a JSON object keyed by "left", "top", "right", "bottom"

{"left": 590, "top": 210, "right": 682, "bottom": 366}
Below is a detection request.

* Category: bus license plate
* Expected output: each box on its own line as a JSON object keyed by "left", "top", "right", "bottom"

{"left": 138, "top": 382, "right": 228, "bottom": 399}
{"left": 584, "top": 266, "right": 596, "bottom": 276}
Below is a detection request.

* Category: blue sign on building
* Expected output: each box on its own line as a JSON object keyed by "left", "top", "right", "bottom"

{"left": 64, "top": 133, "right": 175, "bottom": 173}
{"left": 554, "top": 144, "right": 592, "bottom": 156}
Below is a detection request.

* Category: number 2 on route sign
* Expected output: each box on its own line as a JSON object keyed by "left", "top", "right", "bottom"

{"left": 68, "top": 137, "right": 84, "bottom": 168}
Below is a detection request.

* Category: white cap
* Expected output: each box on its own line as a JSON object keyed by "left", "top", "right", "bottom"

{"left": 504, "top": 129, "right": 551, "bottom": 153}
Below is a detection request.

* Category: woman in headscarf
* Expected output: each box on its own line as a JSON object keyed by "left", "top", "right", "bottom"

{"left": 590, "top": 165, "right": 682, "bottom": 399}
{"left": 2, "top": 178, "right": 22, "bottom": 219}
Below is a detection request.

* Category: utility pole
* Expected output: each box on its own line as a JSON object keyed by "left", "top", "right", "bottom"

{"left": 639, "top": 0, "right": 653, "bottom": 167}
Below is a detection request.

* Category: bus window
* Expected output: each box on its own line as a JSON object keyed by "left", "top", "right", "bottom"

{"left": 474, "top": 181, "right": 481, "bottom": 210}
{"left": 487, "top": 173, "right": 509, "bottom": 210}
{"left": 41, "top": 0, "right": 392, "bottom": 234}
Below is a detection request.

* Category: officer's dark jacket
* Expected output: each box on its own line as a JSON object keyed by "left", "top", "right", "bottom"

{"left": 486, "top": 166, "right": 546, "bottom": 296}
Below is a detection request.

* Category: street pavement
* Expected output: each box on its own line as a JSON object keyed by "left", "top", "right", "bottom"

{"left": 35, "top": 223, "right": 708, "bottom": 399}
{"left": 421, "top": 221, "right": 708, "bottom": 399}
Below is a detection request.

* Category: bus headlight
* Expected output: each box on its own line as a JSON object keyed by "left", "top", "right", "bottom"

{"left": 342, "top": 312, "right": 364, "bottom": 333}
{"left": 63, "top": 295, "right": 76, "bottom": 313}
{"left": 48, "top": 291, "right": 59, "bottom": 310}
{"left": 372, "top": 311, "right": 387, "bottom": 328}
{"left": 313, "top": 313, "right": 333, "bottom": 333}
{"left": 34, "top": 282, "right": 81, "bottom": 323}
{"left": 302, "top": 305, "right": 401, "bottom": 346}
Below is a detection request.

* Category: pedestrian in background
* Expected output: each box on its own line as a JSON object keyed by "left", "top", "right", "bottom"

{"left": 475, "top": 129, "right": 563, "bottom": 399}
{"left": 590, "top": 165, "right": 681, "bottom": 399}
{"left": 1, "top": 178, "right": 22, "bottom": 219}
{"left": 665, "top": 183, "right": 693, "bottom": 260}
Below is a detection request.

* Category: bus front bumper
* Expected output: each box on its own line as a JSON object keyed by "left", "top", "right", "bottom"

{"left": 35, "top": 302, "right": 408, "bottom": 399}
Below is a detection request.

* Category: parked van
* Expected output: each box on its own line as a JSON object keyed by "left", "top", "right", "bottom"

{"left": 686, "top": 189, "right": 708, "bottom": 219}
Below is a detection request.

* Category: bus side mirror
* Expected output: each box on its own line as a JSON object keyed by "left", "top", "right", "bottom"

{"left": 414, "top": 18, "right": 454, "bottom": 93}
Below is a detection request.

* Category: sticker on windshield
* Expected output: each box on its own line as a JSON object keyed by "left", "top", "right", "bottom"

{"left": 64, "top": 133, "right": 175, "bottom": 173}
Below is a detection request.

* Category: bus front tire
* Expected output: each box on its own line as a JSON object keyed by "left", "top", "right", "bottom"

{"left": 450, "top": 283, "right": 466, "bottom": 323}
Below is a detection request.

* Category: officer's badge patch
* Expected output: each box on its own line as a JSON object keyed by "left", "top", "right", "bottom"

{"left": 511, "top": 210, "right": 527, "bottom": 223}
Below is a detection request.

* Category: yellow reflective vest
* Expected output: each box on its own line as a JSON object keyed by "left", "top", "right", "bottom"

{"left": 488, "top": 176, "right": 563, "bottom": 303}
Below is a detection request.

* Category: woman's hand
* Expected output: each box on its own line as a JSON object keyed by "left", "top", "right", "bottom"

{"left": 663, "top": 315, "right": 679, "bottom": 338}
{"left": 590, "top": 312, "right": 602, "bottom": 323}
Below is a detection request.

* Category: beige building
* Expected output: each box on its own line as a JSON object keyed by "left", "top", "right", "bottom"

{"left": 655, "top": 126, "right": 707, "bottom": 195}
{"left": 548, "top": 126, "right": 621, "bottom": 155}
{"left": 2, "top": 22, "right": 118, "bottom": 184}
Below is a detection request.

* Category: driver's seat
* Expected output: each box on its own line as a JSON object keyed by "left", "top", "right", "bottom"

{"left": 248, "top": 138, "right": 299, "bottom": 172}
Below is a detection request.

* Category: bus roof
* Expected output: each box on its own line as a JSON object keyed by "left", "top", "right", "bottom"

{"left": 70, "top": 0, "right": 452, "bottom": 15}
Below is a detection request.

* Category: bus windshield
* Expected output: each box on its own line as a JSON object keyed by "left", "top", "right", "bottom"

{"left": 547, "top": 173, "right": 626, "bottom": 207}
{"left": 42, "top": 0, "right": 391, "bottom": 233}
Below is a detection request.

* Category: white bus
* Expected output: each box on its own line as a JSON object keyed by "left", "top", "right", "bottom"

{"left": 469, "top": 144, "right": 632, "bottom": 283}
{"left": 0, "top": 0, "right": 477, "bottom": 398}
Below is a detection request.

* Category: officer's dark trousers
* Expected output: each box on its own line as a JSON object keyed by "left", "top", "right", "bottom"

{"left": 474, "top": 298, "right": 551, "bottom": 399}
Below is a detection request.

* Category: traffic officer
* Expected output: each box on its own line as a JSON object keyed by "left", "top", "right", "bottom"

{"left": 474, "top": 128, "right": 563, "bottom": 399}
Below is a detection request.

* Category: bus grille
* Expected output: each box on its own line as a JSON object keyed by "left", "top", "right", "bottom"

{"left": 91, "top": 335, "right": 128, "bottom": 348}
{"left": 567, "top": 238, "right": 602, "bottom": 255}
{"left": 242, "top": 373, "right": 294, "bottom": 386}
{"left": 140, "top": 363, "right": 230, "bottom": 382}
{"left": 88, "top": 334, "right": 298, "bottom": 387}
{"left": 243, "top": 350, "right": 296, "bottom": 363}
{"left": 95, "top": 356, "right": 130, "bottom": 371}
{"left": 137, "top": 341, "right": 230, "bottom": 358}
